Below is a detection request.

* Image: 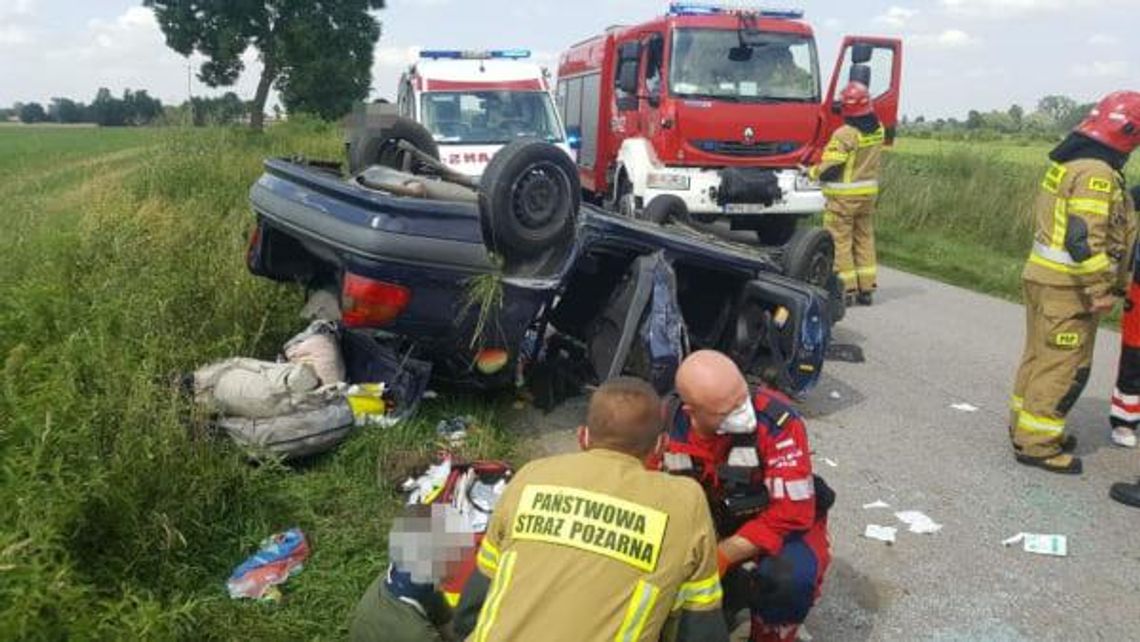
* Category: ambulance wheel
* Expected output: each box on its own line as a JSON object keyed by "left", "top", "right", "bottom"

{"left": 350, "top": 117, "right": 439, "bottom": 174}
{"left": 641, "top": 195, "right": 688, "bottom": 225}
{"left": 783, "top": 227, "right": 834, "bottom": 289}
{"left": 479, "top": 139, "right": 580, "bottom": 262}
{"left": 754, "top": 216, "right": 799, "bottom": 246}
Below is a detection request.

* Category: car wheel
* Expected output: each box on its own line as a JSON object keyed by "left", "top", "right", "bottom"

{"left": 783, "top": 227, "right": 835, "bottom": 289}
{"left": 350, "top": 117, "right": 440, "bottom": 174}
{"left": 479, "top": 139, "right": 580, "bottom": 263}
{"left": 753, "top": 215, "right": 800, "bottom": 246}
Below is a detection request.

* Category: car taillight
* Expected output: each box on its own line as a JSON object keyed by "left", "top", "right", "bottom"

{"left": 341, "top": 273, "right": 411, "bottom": 328}
{"left": 245, "top": 223, "right": 263, "bottom": 269}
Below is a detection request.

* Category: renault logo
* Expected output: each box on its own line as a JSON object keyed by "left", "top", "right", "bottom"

{"left": 743, "top": 126, "right": 755, "bottom": 144}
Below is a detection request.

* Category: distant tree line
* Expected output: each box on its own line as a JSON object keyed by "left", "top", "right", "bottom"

{"left": 2, "top": 89, "right": 269, "bottom": 127}
{"left": 902, "top": 95, "right": 1096, "bottom": 141}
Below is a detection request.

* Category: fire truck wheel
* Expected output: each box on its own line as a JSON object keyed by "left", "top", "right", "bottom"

{"left": 641, "top": 195, "right": 688, "bottom": 225}
{"left": 479, "top": 139, "right": 580, "bottom": 261}
{"left": 782, "top": 227, "right": 834, "bottom": 290}
{"left": 350, "top": 117, "right": 440, "bottom": 174}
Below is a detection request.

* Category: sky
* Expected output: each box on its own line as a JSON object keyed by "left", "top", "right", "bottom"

{"left": 1, "top": 0, "right": 1139, "bottom": 119}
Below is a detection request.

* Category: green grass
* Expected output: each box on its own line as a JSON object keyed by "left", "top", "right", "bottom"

{"left": 876, "top": 137, "right": 1140, "bottom": 304}
{"left": 0, "top": 123, "right": 520, "bottom": 640}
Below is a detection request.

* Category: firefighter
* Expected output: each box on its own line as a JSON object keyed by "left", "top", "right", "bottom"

{"left": 661, "top": 350, "right": 832, "bottom": 642}
{"left": 454, "top": 377, "right": 729, "bottom": 642}
{"left": 808, "top": 81, "right": 884, "bottom": 305}
{"left": 1010, "top": 91, "right": 1140, "bottom": 474}
{"left": 1109, "top": 186, "right": 1140, "bottom": 450}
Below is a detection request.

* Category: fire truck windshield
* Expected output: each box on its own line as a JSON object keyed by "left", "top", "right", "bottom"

{"left": 420, "top": 91, "right": 565, "bottom": 145}
{"left": 669, "top": 29, "right": 818, "bottom": 103}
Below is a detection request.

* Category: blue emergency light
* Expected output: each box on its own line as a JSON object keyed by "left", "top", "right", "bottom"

{"left": 419, "top": 49, "right": 532, "bottom": 60}
{"left": 667, "top": 2, "right": 804, "bottom": 19}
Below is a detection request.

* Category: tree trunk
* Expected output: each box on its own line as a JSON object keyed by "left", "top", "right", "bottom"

{"left": 250, "top": 55, "right": 276, "bottom": 131}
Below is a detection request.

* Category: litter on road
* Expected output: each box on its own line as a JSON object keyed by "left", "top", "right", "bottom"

{"left": 822, "top": 457, "right": 838, "bottom": 468}
{"left": 1003, "top": 532, "right": 1068, "bottom": 557}
{"left": 226, "top": 528, "right": 310, "bottom": 601}
{"left": 950, "top": 402, "right": 979, "bottom": 412}
{"left": 864, "top": 524, "right": 897, "bottom": 544}
{"left": 829, "top": 391, "right": 842, "bottom": 400}
{"left": 896, "top": 510, "right": 942, "bottom": 534}
{"left": 862, "top": 500, "right": 890, "bottom": 510}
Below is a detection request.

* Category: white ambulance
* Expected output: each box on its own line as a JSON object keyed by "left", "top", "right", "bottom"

{"left": 396, "top": 49, "right": 572, "bottom": 180}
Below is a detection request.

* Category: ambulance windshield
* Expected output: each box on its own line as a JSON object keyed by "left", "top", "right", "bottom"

{"left": 669, "top": 29, "right": 819, "bottom": 102}
{"left": 420, "top": 91, "right": 565, "bottom": 145}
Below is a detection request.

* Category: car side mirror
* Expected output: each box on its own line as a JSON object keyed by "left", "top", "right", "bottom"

{"left": 849, "top": 63, "right": 871, "bottom": 88}
{"left": 618, "top": 63, "right": 639, "bottom": 96}
{"left": 851, "top": 43, "right": 873, "bottom": 64}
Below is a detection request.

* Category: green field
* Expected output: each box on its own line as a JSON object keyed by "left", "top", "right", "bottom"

{"left": 877, "top": 137, "right": 1140, "bottom": 302}
{"left": 0, "top": 124, "right": 520, "bottom": 640}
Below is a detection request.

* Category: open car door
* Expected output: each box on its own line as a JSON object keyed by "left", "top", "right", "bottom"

{"left": 821, "top": 36, "right": 903, "bottom": 147}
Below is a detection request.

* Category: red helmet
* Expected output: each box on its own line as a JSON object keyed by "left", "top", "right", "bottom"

{"left": 840, "top": 82, "right": 873, "bottom": 118}
{"left": 1075, "top": 91, "right": 1140, "bottom": 154}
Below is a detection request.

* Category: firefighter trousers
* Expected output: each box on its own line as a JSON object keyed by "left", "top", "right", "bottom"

{"left": 1010, "top": 281, "right": 1099, "bottom": 458}
{"left": 824, "top": 196, "right": 877, "bottom": 294}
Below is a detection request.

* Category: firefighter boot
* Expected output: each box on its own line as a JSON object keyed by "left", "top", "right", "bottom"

{"left": 1109, "top": 478, "right": 1140, "bottom": 508}
{"left": 855, "top": 292, "right": 874, "bottom": 306}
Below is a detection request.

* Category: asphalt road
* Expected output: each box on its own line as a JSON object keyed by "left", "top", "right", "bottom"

{"left": 515, "top": 266, "right": 1140, "bottom": 641}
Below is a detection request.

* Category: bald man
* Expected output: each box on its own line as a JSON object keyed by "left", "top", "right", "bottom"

{"left": 660, "top": 351, "right": 832, "bottom": 642}
{"left": 454, "top": 377, "right": 729, "bottom": 642}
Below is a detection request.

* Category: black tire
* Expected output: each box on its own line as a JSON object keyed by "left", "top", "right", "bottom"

{"left": 349, "top": 118, "right": 439, "bottom": 174}
{"left": 641, "top": 195, "right": 688, "bottom": 225}
{"left": 754, "top": 215, "right": 800, "bottom": 246}
{"left": 782, "top": 227, "right": 835, "bottom": 289}
{"left": 478, "top": 140, "right": 580, "bottom": 262}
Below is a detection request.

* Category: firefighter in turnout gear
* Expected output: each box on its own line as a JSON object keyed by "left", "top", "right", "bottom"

{"left": 659, "top": 351, "right": 832, "bottom": 642}
{"left": 454, "top": 377, "right": 728, "bottom": 642}
{"left": 1010, "top": 91, "right": 1140, "bottom": 474}
{"left": 808, "top": 81, "right": 884, "bottom": 305}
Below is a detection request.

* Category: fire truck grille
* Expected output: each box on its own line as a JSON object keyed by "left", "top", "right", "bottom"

{"left": 690, "top": 140, "right": 801, "bottom": 157}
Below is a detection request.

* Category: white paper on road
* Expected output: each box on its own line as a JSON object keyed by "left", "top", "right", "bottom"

{"left": 1023, "top": 534, "right": 1067, "bottom": 557}
{"left": 862, "top": 500, "right": 890, "bottom": 510}
{"left": 896, "top": 510, "right": 942, "bottom": 534}
{"left": 1001, "top": 532, "right": 1067, "bottom": 556}
{"left": 829, "top": 391, "right": 842, "bottom": 400}
{"left": 822, "top": 457, "right": 838, "bottom": 468}
{"left": 950, "top": 402, "right": 979, "bottom": 412}
{"left": 864, "top": 524, "right": 897, "bottom": 543}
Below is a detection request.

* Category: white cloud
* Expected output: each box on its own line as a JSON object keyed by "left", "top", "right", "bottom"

{"left": 911, "top": 29, "right": 980, "bottom": 49}
{"left": 940, "top": 0, "right": 1120, "bottom": 19}
{"left": 1089, "top": 34, "right": 1120, "bottom": 47}
{"left": 874, "top": 6, "right": 919, "bottom": 28}
{"left": 1070, "top": 60, "right": 1129, "bottom": 78}
{"left": 0, "top": 0, "right": 34, "bottom": 19}
{"left": 0, "top": 25, "right": 31, "bottom": 46}
{"left": 823, "top": 18, "right": 843, "bottom": 32}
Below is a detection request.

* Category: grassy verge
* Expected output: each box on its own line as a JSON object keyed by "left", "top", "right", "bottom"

{"left": 0, "top": 123, "right": 519, "bottom": 640}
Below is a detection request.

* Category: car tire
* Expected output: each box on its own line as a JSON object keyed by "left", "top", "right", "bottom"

{"left": 641, "top": 195, "right": 688, "bottom": 225}
{"left": 782, "top": 227, "right": 835, "bottom": 289}
{"left": 478, "top": 139, "right": 580, "bottom": 262}
{"left": 754, "top": 215, "right": 800, "bottom": 246}
{"left": 349, "top": 117, "right": 440, "bottom": 174}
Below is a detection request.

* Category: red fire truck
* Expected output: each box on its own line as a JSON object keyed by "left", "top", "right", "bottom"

{"left": 556, "top": 3, "right": 902, "bottom": 244}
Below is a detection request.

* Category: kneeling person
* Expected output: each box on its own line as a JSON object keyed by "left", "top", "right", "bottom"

{"left": 455, "top": 377, "right": 728, "bottom": 642}
{"left": 663, "top": 350, "right": 832, "bottom": 642}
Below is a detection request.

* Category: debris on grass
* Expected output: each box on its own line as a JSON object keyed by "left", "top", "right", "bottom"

{"left": 226, "top": 528, "right": 310, "bottom": 601}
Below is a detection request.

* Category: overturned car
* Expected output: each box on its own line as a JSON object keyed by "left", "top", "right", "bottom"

{"left": 246, "top": 118, "right": 837, "bottom": 402}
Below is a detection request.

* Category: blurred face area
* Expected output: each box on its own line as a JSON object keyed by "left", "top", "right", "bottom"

{"left": 388, "top": 504, "right": 478, "bottom": 585}
{"left": 676, "top": 351, "right": 752, "bottom": 438}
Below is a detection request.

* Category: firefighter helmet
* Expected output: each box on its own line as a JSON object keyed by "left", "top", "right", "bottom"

{"left": 1075, "top": 91, "right": 1140, "bottom": 154}
{"left": 840, "top": 81, "right": 874, "bottom": 118}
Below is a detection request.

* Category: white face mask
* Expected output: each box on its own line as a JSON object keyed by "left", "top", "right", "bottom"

{"left": 717, "top": 399, "right": 756, "bottom": 434}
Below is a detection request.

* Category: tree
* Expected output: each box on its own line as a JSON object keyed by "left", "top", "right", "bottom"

{"left": 1037, "top": 95, "right": 1078, "bottom": 126}
{"left": 144, "top": 0, "right": 386, "bottom": 130}
{"left": 18, "top": 102, "right": 47, "bottom": 124}
{"left": 915, "top": 115, "right": 925, "bottom": 124}
{"left": 50, "top": 98, "right": 87, "bottom": 123}
{"left": 966, "top": 110, "right": 984, "bottom": 130}
{"left": 89, "top": 88, "right": 127, "bottom": 126}
{"left": 123, "top": 89, "right": 163, "bottom": 125}
{"left": 1008, "top": 104, "right": 1024, "bottom": 129}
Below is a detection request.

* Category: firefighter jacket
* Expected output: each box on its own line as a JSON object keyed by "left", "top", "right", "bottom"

{"left": 661, "top": 389, "right": 822, "bottom": 558}
{"left": 808, "top": 123, "right": 884, "bottom": 200}
{"left": 1023, "top": 157, "right": 1137, "bottom": 298}
{"left": 455, "top": 448, "right": 728, "bottom": 642}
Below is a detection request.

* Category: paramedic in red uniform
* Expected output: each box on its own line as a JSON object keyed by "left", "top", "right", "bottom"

{"left": 660, "top": 350, "right": 832, "bottom": 642}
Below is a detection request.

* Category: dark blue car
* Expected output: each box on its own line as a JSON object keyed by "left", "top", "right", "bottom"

{"left": 246, "top": 139, "right": 834, "bottom": 399}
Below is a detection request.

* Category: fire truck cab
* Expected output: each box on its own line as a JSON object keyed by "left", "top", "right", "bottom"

{"left": 396, "top": 49, "right": 571, "bottom": 180}
{"left": 556, "top": 3, "right": 902, "bottom": 244}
